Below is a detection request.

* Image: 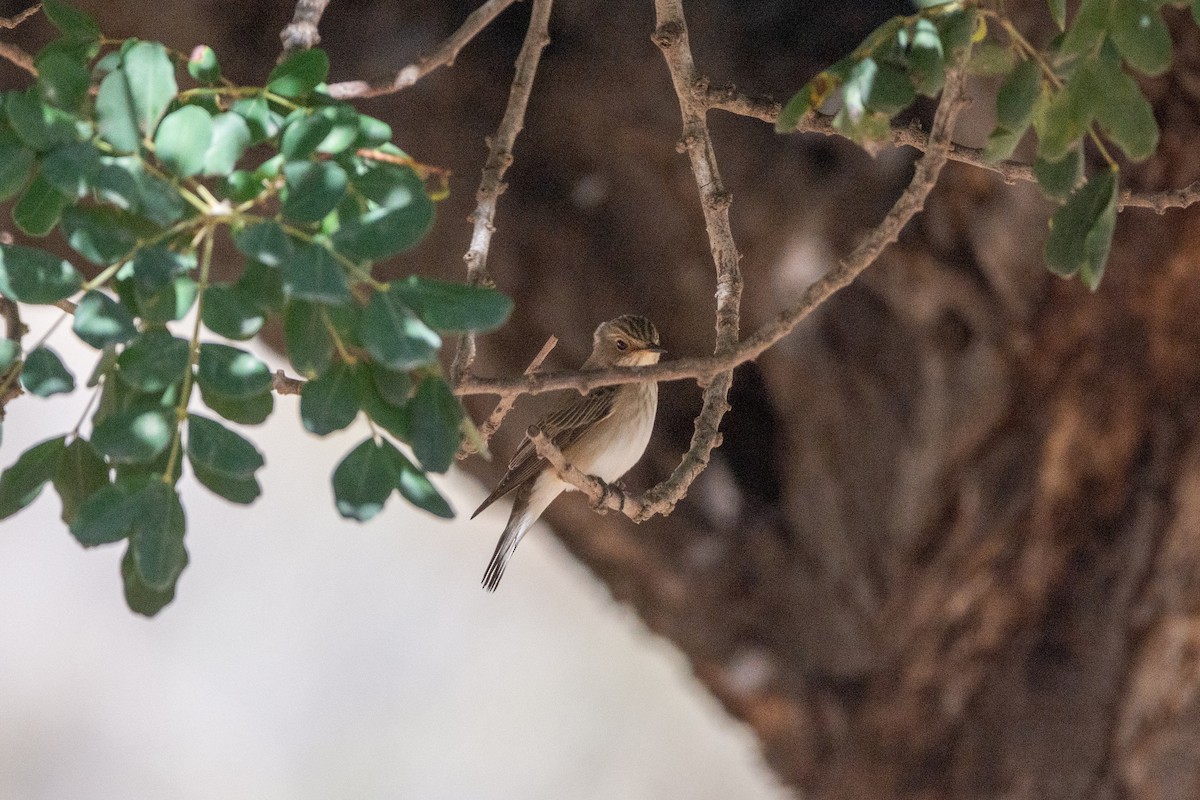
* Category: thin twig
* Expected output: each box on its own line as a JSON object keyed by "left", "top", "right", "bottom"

{"left": 326, "top": 0, "right": 520, "bottom": 99}
{"left": 528, "top": 54, "right": 972, "bottom": 521}
{"left": 458, "top": 334, "right": 557, "bottom": 459}
{"left": 705, "top": 84, "right": 1200, "bottom": 213}
{"left": 450, "top": 0, "right": 553, "bottom": 385}
{"left": 279, "top": 0, "right": 332, "bottom": 56}
{"left": 0, "top": 3, "right": 41, "bottom": 29}
{"left": 272, "top": 369, "right": 304, "bottom": 395}
{"left": 0, "top": 296, "right": 24, "bottom": 418}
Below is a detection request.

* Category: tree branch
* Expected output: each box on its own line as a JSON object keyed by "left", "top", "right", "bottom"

{"left": 458, "top": 334, "right": 557, "bottom": 459}
{"left": 451, "top": 0, "right": 553, "bottom": 384}
{"left": 704, "top": 84, "right": 1200, "bottom": 213}
{"left": 326, "top": 0, "right": 520, "bottom": 99}
{"left": 0, "top": 296, "right": 26, "bottom": 418}
{"left": 509, "top": 54, "right": 971, "bottom": 522}
{"left": 279, "top": 0, "right": 332, "bottom": 56}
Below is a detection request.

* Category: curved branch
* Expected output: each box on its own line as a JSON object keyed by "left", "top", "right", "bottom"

{"left": 505, "top": 58, "right": 970, "bottom": 521}
{"left": 705, "top": 84, "right": 1200, "bottom": 213}
{"left": 326, "top": 0, "right": 520, "bottom": 99}
{"left": 451, "top": 0, "right": 553, "bottom": 385}
{"left": 279, "top": 0, "right": 331, "bottom": 55}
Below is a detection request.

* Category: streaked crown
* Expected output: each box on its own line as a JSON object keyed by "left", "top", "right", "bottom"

{"left": 587, "top": 315, "right": 664, "bottom": 368}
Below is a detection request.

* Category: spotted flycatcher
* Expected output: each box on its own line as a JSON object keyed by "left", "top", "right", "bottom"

{"left": 473, "top": 315, "right": 665, "bottom": 591}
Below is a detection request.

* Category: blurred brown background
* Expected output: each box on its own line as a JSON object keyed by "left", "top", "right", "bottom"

{"left": 6, "top": 0, "right": 1200, "bottom": 797}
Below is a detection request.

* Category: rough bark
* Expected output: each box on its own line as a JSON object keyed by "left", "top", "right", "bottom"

{"left": 11, "top": 0, "right": 1200, "bottom": 796}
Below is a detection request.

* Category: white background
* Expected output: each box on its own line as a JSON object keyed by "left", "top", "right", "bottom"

{"left": 0, "top": 306, "right": 787, "bottom": 800}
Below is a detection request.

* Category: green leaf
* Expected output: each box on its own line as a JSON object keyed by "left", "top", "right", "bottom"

{"left": 268, "top": 48, "right": 329, "bottom": 98}
{"left": 36, "top": 49, "right": 89, "bottom": 111}
{"left": 154, "top": 105, "right": 213, "bottom": 178}
{"left": 1049, "top": 0, "right": 1066, "bottom": 29}
{"left": 935, "top": 8, "right": 978, "bottom": 55}
{"left": 409, "top": 377, "right": 463, "bottom": 473}
{"left": 966, "top": 41, "right": 1016, "bottom": 77}
{"left": 188, "top": 45, "right": 221, "bottom": 85}
{"left": 199, "top": 385, "right": 273, "bottom": 426}
{"left": 130, "top": 244, "right": 190, "bottom": 295}
{"left": 0, "top": 243, "right": 81, "bottom": 303}
{"left": 43, "top": 0, "right": 102, "bottom": 42}
{"left": 13, "top": 174, "right": 69, "bottom": 237}
{"left": 53, "top": 438, "right": 109, "bottom": 525}
{"left": 92, "top": 406, "right": 176, "bottom": 464}
{"left": 130, "top": 481, "right": 187, "bottom": 591}
{"left": 1044, "top": 169, "right": 1118, "bottom": 288}
{"left": 231, "top": 96, "right": 283, "bottom": 144}
{"left": 359, "top": 288, "right": 441, "bottom": 370}
{"left": 6, "top": 90, "right": 75, "bottom": 151}
{"left": 370, "top": 363, "right": 410, "bottom": 407}
{"left": 357, "top": 372, "right": 409, "bottom": 442}
{"left": 202, "top": 112, "right": 251, "bottom": 176}
{"left": 60, "top": 206, "right": 147, "bottom": 265}
{"left": 197, "top": 342, "right": 271, "bottom": 399}
{"left": 117, "top": 329, "right": 190, "bottom": 392}
{"left": 71, "top": 484, "right": 136, "bottom": 546}
{"left": 1109, "top": 0, "right": 1171, "bottom": 76}
{"left": 300, "top": 361, "right": 360, "bottom": 436}
{"left": 1061, "top": 0, "right": 1109, "bottom": 59}
{"left": 0, "top": 340, "right": 16, "bottom": 373}
{"left": 0, "top": 436, "right": 66, "bottom": 520}
{"left": 354, "top": 114, "right": 392, "bottom": 148}
{"left": 1195, "top": 0, "right": 1200, "bottom": 27}
{"left": 201, "top": 284, "right": 265, "bottom": 340}
{"left": 86, "top": 344, "right": 118, "bottom": 387}
{"left": 281, "top": 160, "right": 348, "bottom": 223}
{"left": 380, "top": 439, "right": 453, "bottom": 518}
{"left": 1033, "top": 146, "right": 1084, "bottom": 199}
{"left": 138, "top": 276, "right": 198, "bottom": 324}
{"left": 331, "top": 174, "right": 434, "bottom": 260}
{"left": 983, "top": 127, "right": 1023, "bottom": 163}
{"left": 282, "top": 242, "right": 351, "bottom": 305}
{"left": 191, "top": 461, "right": 261, "bottom": 505}
{"left": 0, "top": 130, "right": 35, "bottom": 202}
{"left": 95, "top": 156, "right": 185, "bottom": 226}
{"left": 186, "top": 413, "right": 264, "bottom": 478}
{"left": 332, "top": 438, "right": 394, "bottom": 522}
{"left": 237, "top": 260, "right": 286, "bottom": 314}
{"left": 283, "top": 299, "right": 334, "bottom": 377}
{"left": 391, "top": 276, "right": 513, "bottom": 332}
{"left": 316, "top": 104, "right": 361, "bottom": 154}
{"left": 1034, "top": 70, "right": 1097, "bottom": 163}
{"left": 122, "top": 42, "right": 178, "bottom": 139}
{"left": 907, "top": 18, "right": 946, "bottom": 96}
{"left": 996, "top": 59, "right": 1042, "bottom": 133}
{"left": 121, "top": 542, "right": 184, "bottom": 616}
{"left": 73, "top": 290, "right": 138, "bottom": 349}
{"left": 1091, "top": 54, "right": 1159, "bottom": 161}
{"left": 233, "top": 221, "right": 294, "bottom": 268}
{"left": 42, "top": 140, "right": 100, "bottom": 198}
{"left": 95, "top": 69, "right": 140, "bottom": 153}
{"left": 21, "top": 346, "right": 75, "bottom": 396}
{"left": 280, "top": 111, "right": 334, "bottom": 160}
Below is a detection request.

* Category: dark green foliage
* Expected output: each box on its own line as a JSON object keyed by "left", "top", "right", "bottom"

{"left": 774, "top": 0, "right": 1174, "bottom": 289}
{"left": 0, "top": 4, "right": 509, "bottom": 615}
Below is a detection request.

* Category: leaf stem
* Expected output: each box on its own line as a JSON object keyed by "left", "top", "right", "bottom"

{"left": 162, "top": 226, "right": 214, "bottom": 483}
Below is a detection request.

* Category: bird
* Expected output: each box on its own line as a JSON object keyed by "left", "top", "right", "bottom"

{"left": 473, "top": 315, "right": 665, "bottom": 591}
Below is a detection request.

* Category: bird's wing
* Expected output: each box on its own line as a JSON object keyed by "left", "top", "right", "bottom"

{"left": 471, "top": 386, "right": 618, "bottom": 518}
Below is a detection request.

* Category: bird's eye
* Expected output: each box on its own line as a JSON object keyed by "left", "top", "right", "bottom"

{"left": 615, "top": 339, "right": 628, "bottom": 351}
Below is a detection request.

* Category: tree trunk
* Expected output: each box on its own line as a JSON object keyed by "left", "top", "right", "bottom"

{"left": 28, "top": 0, "right": 1200, "bottom": 795}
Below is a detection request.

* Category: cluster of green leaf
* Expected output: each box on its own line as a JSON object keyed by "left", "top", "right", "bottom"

{"left": 0, "top": 2, "right": 513, "bottom": 615}
{"left": 776, "top": 0, "right": 1185, "bottom": 290}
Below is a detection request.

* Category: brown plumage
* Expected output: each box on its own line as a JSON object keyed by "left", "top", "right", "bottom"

{"left": 475, "top": 315, "right": 665, "bottom": 591}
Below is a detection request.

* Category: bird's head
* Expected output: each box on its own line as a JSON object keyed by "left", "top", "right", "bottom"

{"left": 587, "top": 315, "right": 666, "bottom": 368}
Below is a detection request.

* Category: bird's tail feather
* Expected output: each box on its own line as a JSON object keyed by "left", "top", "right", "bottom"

{"left": 481, "top": 511, "right": 531, "bottom": 592}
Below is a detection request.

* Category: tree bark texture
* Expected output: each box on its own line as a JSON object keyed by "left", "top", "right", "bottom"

{"left": 10, "top": 0, "right": 1200, "bottom": 796}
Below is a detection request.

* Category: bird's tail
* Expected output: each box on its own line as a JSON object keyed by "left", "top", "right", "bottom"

{"left": 481, "top": 509, "right": 532, "bottom": 592}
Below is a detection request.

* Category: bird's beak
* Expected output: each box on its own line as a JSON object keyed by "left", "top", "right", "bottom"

{"left": 643, "top": 345, "right": 667, "bottom": 355}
